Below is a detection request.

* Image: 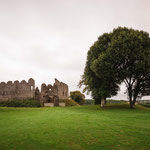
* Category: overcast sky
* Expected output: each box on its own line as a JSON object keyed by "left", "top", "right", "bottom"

{"left": 0, "top": 0, "right": 150, "bottom": 100}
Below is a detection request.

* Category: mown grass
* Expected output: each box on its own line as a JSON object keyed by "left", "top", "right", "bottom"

{"left": 0, "top": 104, "right": 150, "bottom": 150}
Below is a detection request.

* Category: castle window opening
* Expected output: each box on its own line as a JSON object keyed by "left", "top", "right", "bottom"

{"left": 31, "top": 86, "right": 33, "bottom": 91}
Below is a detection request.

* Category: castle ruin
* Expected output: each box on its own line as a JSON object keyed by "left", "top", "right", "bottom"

{"left": 0, "top": 78, "right": 69, "bottom": 106}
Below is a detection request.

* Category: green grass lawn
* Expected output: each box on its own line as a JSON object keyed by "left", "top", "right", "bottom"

{"left": 0, "top": 104, "right": 150, "bottom": 150}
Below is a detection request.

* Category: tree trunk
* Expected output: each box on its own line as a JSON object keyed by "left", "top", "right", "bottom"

{"left": 132, "top": 96, "right": 137, "bottom": 107}
{"left": 128, "top": 87, "right": 134, "bottom": 109}
{"left": 130, "top": 101, "right": 133, "bottom": 108}
{"left": 129, "top": 95, "right": 137, "bottom": 108}
{"left": 133, "top": 91, "right": 138, "bottom": 106}
{"left": 101, "top": 96, "right": 105, "bottom": 107}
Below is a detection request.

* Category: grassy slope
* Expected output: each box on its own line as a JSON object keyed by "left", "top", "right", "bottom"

{"left": 0, "top": 104, "right": 150, "bottom": 150}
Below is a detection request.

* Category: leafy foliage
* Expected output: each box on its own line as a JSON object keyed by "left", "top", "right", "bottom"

{"left": 0, "top": 100, "right": 41, "bottom": 107}
{"left": 70, "top": 91, "right": 85, "bottom": 105}
{"left": 80, "top": 27, "right": 150, "bottom": 108}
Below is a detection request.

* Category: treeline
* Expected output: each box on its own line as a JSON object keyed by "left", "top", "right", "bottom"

{"left": 84, "top": 99, "right": 127, "bottom": 105}
{"left": 138, "top": 100, "right": 150, "bottom": 108}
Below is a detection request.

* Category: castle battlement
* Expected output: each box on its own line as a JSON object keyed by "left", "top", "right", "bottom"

{"left": 0, "top": 78, "right": 69, "bottom": 105}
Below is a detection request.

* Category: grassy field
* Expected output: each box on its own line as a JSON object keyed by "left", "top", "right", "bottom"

{"left": 0, "top": 104, "right": 150, "bottom": 150}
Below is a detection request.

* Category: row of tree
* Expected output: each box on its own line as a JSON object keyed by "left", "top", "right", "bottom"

{"left": 79, "top": 27, "right": 150, "bottom": 108}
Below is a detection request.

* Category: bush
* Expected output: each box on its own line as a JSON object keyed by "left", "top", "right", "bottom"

{"left": 70, "top": 91, "right": 85, "bottom": 105}
{"left": 0, "top": 100, "right": 41, "bottom": 107}
{"left": 22, "top": 100, "right": 41, "bottom": 107}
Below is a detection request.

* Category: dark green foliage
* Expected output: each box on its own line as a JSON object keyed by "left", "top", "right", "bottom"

{"left": 80, "top": 27, "right": 150, "bottom": 108}
{"left": 0, "top": 100, "right": 41, "bottom": 107}
{"left": 79, "top": 32, "right": 120, "bottom": 105}
{"left": 70, "top": 91, "right": 85, "bottom": 105}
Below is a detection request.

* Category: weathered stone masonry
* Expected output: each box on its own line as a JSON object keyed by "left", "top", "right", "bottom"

{"left": 54, "top": 79, "right": 69, "bottom": 100}
{"left": 0, "top": 78, "right": 69, "bottom": 106}
{"left": 0, "top": 78, "right": 35, "bottom": 101}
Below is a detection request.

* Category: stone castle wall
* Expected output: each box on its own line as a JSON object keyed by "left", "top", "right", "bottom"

{"left": 54, "top": 78, "right": 69, "bottom": 99}
{"left": 0, "top": 78, "right": 35, "bottom": 101}
{"left": 0, "top": 78, "right": 69, "bottom": 103}
{"left": 39, "top": 79, "right": 69, "bottom": 106}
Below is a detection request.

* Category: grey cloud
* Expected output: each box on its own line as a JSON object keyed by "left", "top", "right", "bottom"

{"left": 0, "top": 0, "right": 150, "bottom": 99}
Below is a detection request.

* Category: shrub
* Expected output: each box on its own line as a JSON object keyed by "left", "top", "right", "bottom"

{"left": 0, "top": 101, "right": 7, "bottom": 107}
{"left": 0, "top": 100, "right": 41, "bottom": 107}
{"left": 22, "top": 100, "right": 41, "bottom": 107}
{"left": 70, "top": 91, "right": 85, "bottom": 105}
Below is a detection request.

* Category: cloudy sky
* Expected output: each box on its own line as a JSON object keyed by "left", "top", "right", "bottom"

{"left": 0, "top": 0, "right": 150, "bottom": 100}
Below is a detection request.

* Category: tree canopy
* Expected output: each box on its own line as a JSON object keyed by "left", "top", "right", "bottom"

{"left": 80, "top": 27, "right": 150, "bottom": 108}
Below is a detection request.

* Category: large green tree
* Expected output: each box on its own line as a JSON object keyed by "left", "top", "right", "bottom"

{"left": 80, "top": 27, "right": 150, "bottom": 108}
{"left": 79, "top": 33, "right": 120, "bottom": 106}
